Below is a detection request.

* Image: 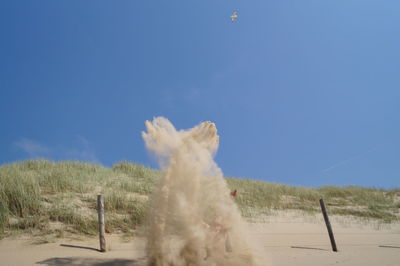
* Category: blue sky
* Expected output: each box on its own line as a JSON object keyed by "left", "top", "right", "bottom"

{"left": 1, "top": 1, "right": 399, "bottom": 188}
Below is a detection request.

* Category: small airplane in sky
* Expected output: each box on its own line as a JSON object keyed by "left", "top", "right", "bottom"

{"left": 231, "top": 11, "right": 238, "bottom": 22}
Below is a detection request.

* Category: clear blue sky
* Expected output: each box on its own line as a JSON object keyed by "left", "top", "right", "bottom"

{"left": 1, "top": 1, "right": 399, "bottom": 188}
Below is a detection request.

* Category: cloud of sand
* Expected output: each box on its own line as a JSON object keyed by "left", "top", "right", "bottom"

{"left": 142, "top": 117, "right": 261, "bottom": 266}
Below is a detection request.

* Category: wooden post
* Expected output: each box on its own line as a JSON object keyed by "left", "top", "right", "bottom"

{"left": 319, "top": 198, "right": 338, "bottom": 252}
{"left": 97, "top": 194, "right": 106, "bottom": 252}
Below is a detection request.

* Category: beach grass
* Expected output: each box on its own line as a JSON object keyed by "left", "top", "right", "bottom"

{"left": 0, "top": 160, "right": 399, "bottom": 239}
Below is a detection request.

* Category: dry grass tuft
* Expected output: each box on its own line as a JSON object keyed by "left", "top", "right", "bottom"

{"left": 0, "top": 160, "right": 399, "bottom": 239}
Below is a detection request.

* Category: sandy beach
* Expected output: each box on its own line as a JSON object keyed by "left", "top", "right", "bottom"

{"left": 1, "top": 213, "right": 399, "bottom": 266}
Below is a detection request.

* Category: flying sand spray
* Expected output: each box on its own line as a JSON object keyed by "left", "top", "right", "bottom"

{"left": 142, "top": 117, "right": 262, "bottom": 266}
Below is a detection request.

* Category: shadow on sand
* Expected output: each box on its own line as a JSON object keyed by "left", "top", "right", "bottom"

{"left": 291, "top": 246, "right": 329, "bottom": 251}
{"left": 36, "top": 257, "right": 146, "bottom": 266}
{"left": 59, "top": 244, "right": 100, "bottom": 252}
{"left": 379, "top": 245, "right": 400, "bottom": 249}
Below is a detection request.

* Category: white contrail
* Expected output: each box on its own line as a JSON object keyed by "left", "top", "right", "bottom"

{"left": 321, "top": 147, "right": 377, "bottom": 173}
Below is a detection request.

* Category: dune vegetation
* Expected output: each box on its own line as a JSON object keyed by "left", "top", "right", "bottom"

{"left": 0, "top": 160, "right": 399, "bottom": 240}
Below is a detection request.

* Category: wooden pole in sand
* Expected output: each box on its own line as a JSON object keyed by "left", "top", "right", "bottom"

{"left": 319, "top": 198, "right": 337, "bottom": 252}
{"left": 97, "top": 194, "right": 106, "bottom": 252}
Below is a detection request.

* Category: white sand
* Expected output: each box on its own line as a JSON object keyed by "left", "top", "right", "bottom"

{"left": 1, "top": 214, "right": 399, "bottom": 266}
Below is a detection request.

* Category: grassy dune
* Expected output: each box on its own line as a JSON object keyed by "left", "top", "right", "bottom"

{"left": 0, "top": 160, "right": 399, "bottom": 240}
